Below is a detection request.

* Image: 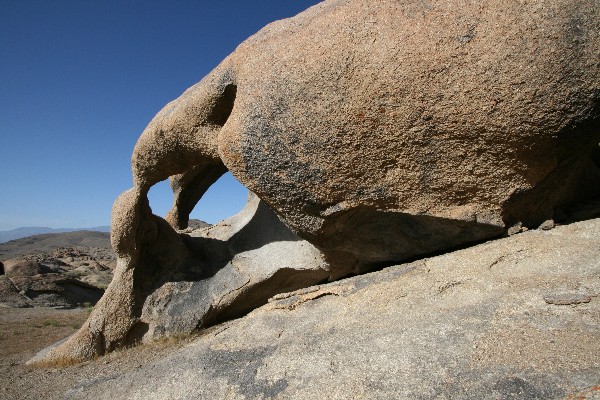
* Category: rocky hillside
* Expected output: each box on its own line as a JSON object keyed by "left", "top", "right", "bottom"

{"left": 0, "top": 226, "right": 110, "bottom": 244}
{"left": 0, "top": 231, "right": 111, "bottom": 260}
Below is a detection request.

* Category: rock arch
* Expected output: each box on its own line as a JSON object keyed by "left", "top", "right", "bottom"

{"left": 31, "top": 0, "right": 600, "bottom": 365}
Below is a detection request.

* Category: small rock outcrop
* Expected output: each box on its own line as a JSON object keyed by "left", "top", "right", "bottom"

{"left": 32, "top": 0, "right": 600, "bottom": 363}
{"left": 0, "top": 258, "right": 104, "bottom": 308}
{"left": 0, "top": 275, "right": 31, "bottom": 308}
{"left": 0, "top": 243, "right": 115, "bottom": 309}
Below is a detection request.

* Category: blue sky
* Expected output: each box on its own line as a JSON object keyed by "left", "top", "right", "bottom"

{"left": 0, "top": 0, "right": 321, "bottom": 230}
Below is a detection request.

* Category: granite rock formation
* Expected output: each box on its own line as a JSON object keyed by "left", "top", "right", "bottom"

{"left": 60, "top": 218, "right": 600, "bottom": 399}
{"left": 134, "top": 0, "right": 600, "bottom": 274}
{"left": 29, "top": 193, "right": 330, "bottom": 364}
{"left": 32, "top": 0, "right": 600, "bottom": 363}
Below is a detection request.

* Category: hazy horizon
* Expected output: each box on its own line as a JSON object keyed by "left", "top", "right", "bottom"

{"left": 0, "top": 0, "right": 321, "bottom": 231}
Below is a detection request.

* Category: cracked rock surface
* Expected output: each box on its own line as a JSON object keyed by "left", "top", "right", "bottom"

{"left": 1, "top": 257, "right": 108, "bottom": 309}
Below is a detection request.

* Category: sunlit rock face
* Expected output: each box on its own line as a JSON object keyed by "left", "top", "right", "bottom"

{"left": 31, "top": 0, "right": 600, "bottom": 364}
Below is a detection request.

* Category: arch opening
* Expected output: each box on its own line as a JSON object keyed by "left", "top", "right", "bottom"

{"left": 147, "top": 178, "right": 173, "bottom": 218}
{"left": 147, "top": 172, "right": 249, "bottom": 228}
{"left": 188, "top": 172, "right": 248, "bottom": 225}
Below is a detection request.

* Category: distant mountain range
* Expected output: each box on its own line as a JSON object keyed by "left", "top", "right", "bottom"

{"left": 0, "top": 226, "right": 110, "bottom": 244}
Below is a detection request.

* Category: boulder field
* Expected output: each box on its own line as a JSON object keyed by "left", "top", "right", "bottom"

{"left": 31, "top": 0, "right": 600, "bottom": 365}
{"left": 0, "top": 248, "right": 113, "bottom": 309}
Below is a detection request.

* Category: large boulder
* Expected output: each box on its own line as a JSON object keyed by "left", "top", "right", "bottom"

{"left": 32, "top": 0, "right": 600, "bottom": 363}
{"left": 134, "top": 0, "right": 600, "bottom": 273}
{"left": 2, "top": 258, "right": 45, "bottom": 277}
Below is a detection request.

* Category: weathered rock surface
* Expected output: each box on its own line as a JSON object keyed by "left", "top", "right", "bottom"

{"left": 3, "top": 259, "right": 44, "bottom": 277}
{"left": 34, "top": 0, "right": 600, "bottom": 363}
{"left": 0, "top": 275, "right": 31, "bottom": 308}
{"left": 133, "top": 0, "right": 600, "bottom": 273}
{"left": 140, "top": 193, "right": 330, "bottom": 339}
{"left": 0, "top": 241, "right": 115, "bottom": 309}
{"left": 0, "top": 232, "right": 115, "bottom": 308}
{"left": 59, "top": 218, "right": 600, "bottom": 399}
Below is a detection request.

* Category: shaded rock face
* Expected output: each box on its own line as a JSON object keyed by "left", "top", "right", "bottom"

{"left": 0, "top": 275, "right": 31, "bottom": 308}
{"left": 32, "top": 0, "right": 600, "bottom": 363}
{"left": 136, "top": 194, "right": 329, "bottom": 340}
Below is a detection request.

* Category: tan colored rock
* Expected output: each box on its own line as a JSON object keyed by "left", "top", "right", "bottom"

{"left": 31, "top": 0, "right": 600, "bottom": 363}
{"left": 135, "top": 0, "right": 599, "bottom": 273}
{"left": 3, "top": 259, "right": 44, "bottom": 277}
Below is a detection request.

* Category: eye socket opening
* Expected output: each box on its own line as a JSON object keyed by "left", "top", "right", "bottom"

{"left": 147, "top": 171, "right": 248, "bottom": 227}
{"left": 188, "top": 171, "right": 248, "bottom": 225}
{"left": 145, "top": 82, "right": 241, "bottom": 230}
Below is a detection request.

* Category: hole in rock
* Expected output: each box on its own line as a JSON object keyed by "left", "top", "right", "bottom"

{"left": 189, "top": 172, "right": 248, "bottom": 224}
{"left": 147, "top": 178, "right": 174, "bottom": 218}
{"left": 146, "top": 172, "right": 248, "bottom": 225}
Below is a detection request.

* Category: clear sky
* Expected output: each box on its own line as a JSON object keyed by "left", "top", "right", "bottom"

{"left": 0, "top": 0, "right": 321, "bottom": 230}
